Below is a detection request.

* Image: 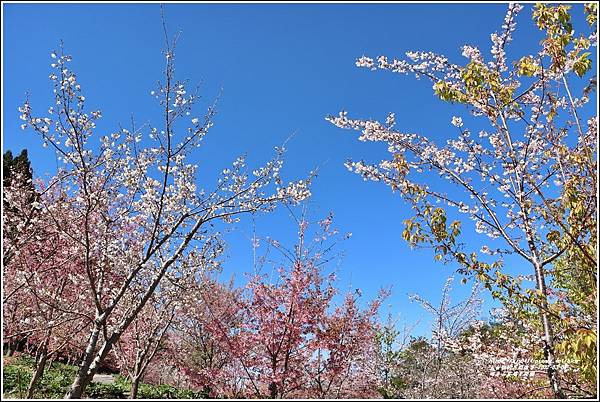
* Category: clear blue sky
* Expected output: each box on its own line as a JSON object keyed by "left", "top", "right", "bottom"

{"left": 2, "top": 3, "right": 594, "bottom": 337}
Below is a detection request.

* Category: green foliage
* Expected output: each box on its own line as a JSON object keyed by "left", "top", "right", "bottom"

{"left": 85, "top": 381, "right": 128, "bottom": 399}
{"left": 402, "top": 206, "right": 461, "bottom": 262}
{"left": 584, "top": 3, "right": 597, "bottom": 26}
{"left": 137, "top": 383, "right": 209, "bottom": 399}
{"left": 1, "top": 355, "right": 210, "bottom": 399}
{"left": 38, "top": 362, "right": 79, "bottom": 397}
{"left": 2, "top": 360, "right": 32, "bottom": 398}
{"left": 573, "top": 52, "right": 592, "bottom": 77}
{"left": 3, "top": 148, "right": 38, "bottom": 265}
{"left": 86, "top": 375, "right": 210, "bottom": 399}
{"left": 434, "top": 59, "right": 517, "bottom": 112}
{"left": 2, "top": 356, "right": 81, "bottom": 399}
{"left": 551, "top": 246, "right": 597, "bottom": 389}
{"left": 556, "top": 329, "right": 597, "bottom": 384}
{"left": 546, "top": 110, "right": 597, "bottom": 392}
{"left": 433, "top": 81, "right": 467, "bottom": 103}
{"left": 533, "top": 4, "right": 573, "bottom": 33}
{"left": 516, "top": 56, "right": 539, "bottom": 77}
{"left": 375, "top": 319, "right": 407, "bottom": 398}
{"left": 3, "top": 149, "right": 33, "bottom": 189}
{"left": 377, "top": 376, "right": 408, "bottom": 399}
{"left": 376, "top": 336, "right": 434, "bottom": 398}
{"left": 533, "top": 3, "right": 593, "bottom": 77}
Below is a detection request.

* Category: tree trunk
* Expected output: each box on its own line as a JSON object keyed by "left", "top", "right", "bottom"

{"left": 130, "top": 376, "right": 140, "bottom": 399}
{"left": 26, "top": 348, "right": 48, "bottom": 398}
{"left": 66, "top": 325, "right": 126, "bottom": 398}
{"left": 6, "top": 342, "right": 15, "bottom": 356}
{"left": 65, "top": 362, "right": 95, "bottom": 399}
{"left": 532, "top": 258, "right": 565, "bottom": 399}
{"left": 269, "top": 382, "right": 278, "bottom": 399}
{"left": 64, "top": 322, "right": 103, "bottom": 398}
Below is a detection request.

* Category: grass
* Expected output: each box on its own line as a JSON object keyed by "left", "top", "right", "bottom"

{"left": 3, "top": 354, "right": 78, "bottom": 399}
{"left": 2, "top": 354, "right": 209, "bottom": 399}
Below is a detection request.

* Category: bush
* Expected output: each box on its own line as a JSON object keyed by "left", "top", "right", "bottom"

{"left": 85, "top": 382, "right": 128, "bottom": 399}
{"left": 2, "top": 356, "right": 83, "bottom": 398}
{"left": 38, "top": 362, "right": 80, "bottom": 398}
{"left": 3, "top": 363, "right": 32, "bottom": 398}
{"left": 137, "top": 383, "right": 176, "bottom": 399}
{"left": 134, "top": 381, "right": 210, "bottom": 399}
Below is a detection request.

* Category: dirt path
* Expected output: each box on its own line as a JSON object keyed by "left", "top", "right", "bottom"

{"left": 91, "top": 374, "right": 115, "bottom": 385}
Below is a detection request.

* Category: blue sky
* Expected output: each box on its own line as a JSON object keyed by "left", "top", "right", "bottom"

{"left": 3, "top": 3, "right": 594, "bottom": 337}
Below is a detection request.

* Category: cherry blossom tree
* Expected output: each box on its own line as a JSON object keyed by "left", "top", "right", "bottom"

{"left": 113, "top": 233, "right": 225, "bottom": 399}
{"left": 387, "top": 276, "right": 484, "bottom": 398}
{"left": 439, "top": 307, "right": 563, "bottom": 399}
{"left": 17, "top": 23, "right": 311, "bottom": 397}
{"left": 305, "top": 290, "right": 383, "bottom": 398}
{"left": 327, "top": 3, "right": 596, "bottom": 397}
{"left": 375, "top": 281, "right": 539, "bottom": 399}
{"left": 195, "top": 214, "right": 341, "bottom": 398}
{"left": 172, "top": 276, "right": 243, "bottom": 397}
{"left": 183, "top": 213, "right": 384, "bottom": 398}
{"left": 113, "top": 295, "right": 175, "bottom": 399}
{"left": 3, "top": 180, "right": 93, "bottom": 398}
{"left": 409, "top": 276, "right": 482, "bottom": 362}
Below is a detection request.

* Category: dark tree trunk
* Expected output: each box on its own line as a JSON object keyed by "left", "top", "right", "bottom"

{"left": 26, "top": 347, "right": 49, "bottom": 398}
{"left": 269, "top": 382, "right": 278, "bottom": 399}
